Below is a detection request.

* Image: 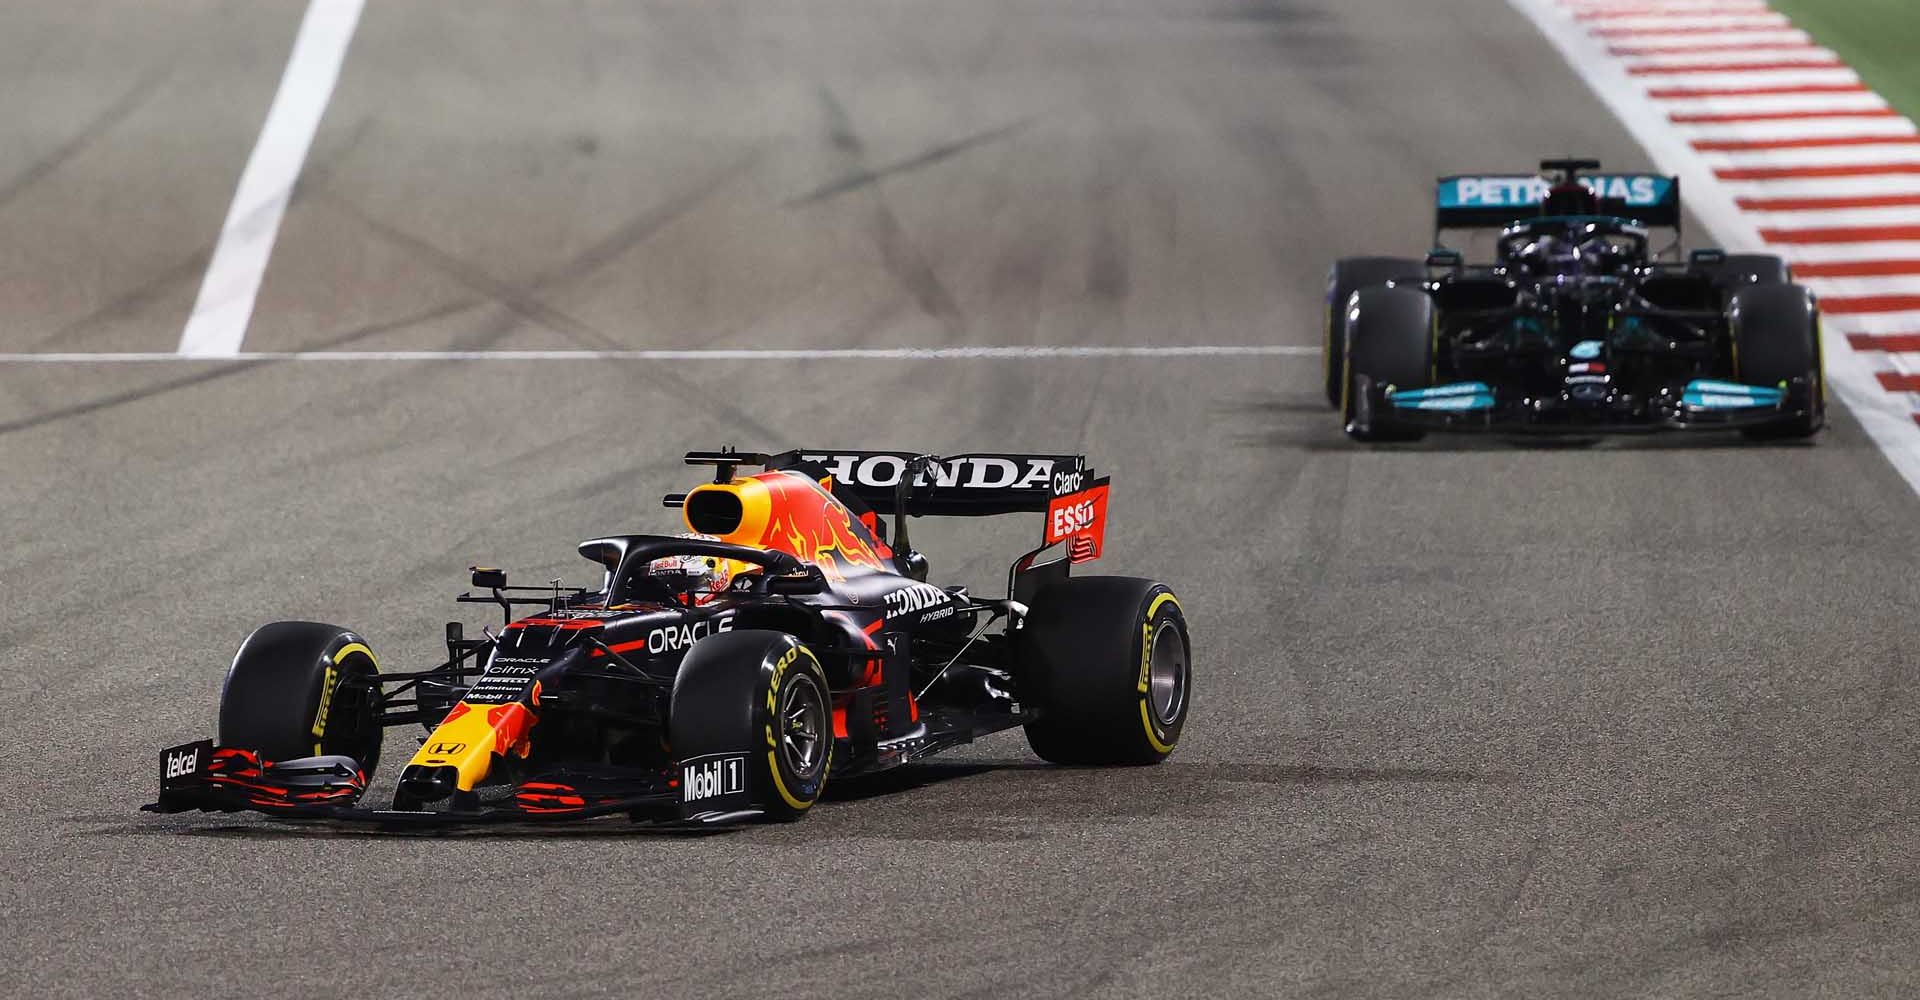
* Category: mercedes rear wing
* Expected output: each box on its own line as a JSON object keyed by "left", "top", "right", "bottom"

{"left": 1433, "top": 168, "right": 1682, "bottom": 240}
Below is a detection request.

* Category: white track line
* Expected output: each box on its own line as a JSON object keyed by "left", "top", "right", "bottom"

{"left": 0, "top": 346, "right": 1317, "bottom": 363}
{"left": 1723, "top": 175, "right": 1920, "bottom": 200}
{"left": 1782, "top": 242, "right": 1920, "bottom": 263}
{"left": 1634, "top": 68, "right": 1862, "bottom": 90}
{"left": 1698, "top": 144, "right": 1920, "bottom": 169}
{"left": 175, "top": 0, "right": 364, "bottom": 358}
{"left": 1659, "top": 93, "right": 1888, "bottom": 117}
{"left": 1744, "top": 208, "right": 1920, "bottom": 229}
{"left": 1825, "top": 315, "right": 1920, "bottom": 339}
{"left": 1623, "top": 47, "right": 1837, "bottom": 69}
{"left": 1583, "top": 14, "right": 1789, "bottom": 31}
{"left": 1569, "top": 1, "right": 1774, "bottom": 12}
{"left": 1510, "top": 0, "right": 1920, "bottom": 498}
{"left": 1679, "top": 117, "right": 1918, "bottom": 141}
{"left": 1569, "top": 1, "right": 1773, "bottom": 12}
{"left": 1821, "top": 308, "right": 1920, "bottom": 326}
{"left": 1608, "top": 30, "right": 1813, "bottom": 51}
{"left": 1802, "top": 275, "right": 1920, "bottom": 297}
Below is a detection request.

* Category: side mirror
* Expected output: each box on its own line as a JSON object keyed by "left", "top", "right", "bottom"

{"left": 766, "top": 566, "right": 829, "bottom": 595}
{"left": 1425, "top": 248, "right": 1463, "bottom": 271}
{"left": 470, "top": 566, "right": 507, "bottom": 590}
{"left": 444, "top": 621, "right": 466, "bottom": 661}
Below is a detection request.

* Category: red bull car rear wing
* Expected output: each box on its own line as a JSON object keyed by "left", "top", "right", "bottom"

{"left": 678, "top": 447, "right": 1111, "bottom": 564}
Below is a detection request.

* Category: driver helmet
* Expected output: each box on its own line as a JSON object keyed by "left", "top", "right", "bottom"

{"left": 646, "top": 533, "right": 749, "bottom": 603}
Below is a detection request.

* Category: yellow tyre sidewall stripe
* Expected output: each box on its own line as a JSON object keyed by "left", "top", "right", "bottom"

{"left": 313, "top": 641, "right": 376, "bottom": 756}
{"left": 1137, "top": 592, "right": 1183, "bottom": 754}
{"left": 765, "top": 644, "right": 828, "bottom": 811}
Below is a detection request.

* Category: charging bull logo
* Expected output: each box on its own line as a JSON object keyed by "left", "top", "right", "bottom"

{"left": 407, "top": 692, "right": 541, "bottom": 792}
{"left": 763, "top": 478, "right": 889, "bottom": 579}
{"left": 688, "top": 470, "right": 892, "bottom": 581}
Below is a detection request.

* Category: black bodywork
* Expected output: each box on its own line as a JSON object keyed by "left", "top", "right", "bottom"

{"left": 147, "top": 448, "right": 1107, "bottom": 828}
{"left": 1344, "top": 160, "right": 1821, "bottom": 436}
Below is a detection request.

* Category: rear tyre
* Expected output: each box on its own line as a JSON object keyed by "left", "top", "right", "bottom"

{"left": 1325, "top": 257, "right": 1426, "bottom": 407}
{"left": 1018, "top": 577, "right": 1191, "bottom": 765}
{"left": 670, "top": 630, "right": 832, "bottom": 821}
{"left": 218, "top": 621, "right": 383, "bottom": 770}
{"left": 1731, "top": 283, "right": 1824, "bottom": 440}
{"left": 1343, "top": 286, "right": 1435, "bottom": 442}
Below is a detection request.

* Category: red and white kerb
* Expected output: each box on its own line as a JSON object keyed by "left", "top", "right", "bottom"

{"left": 1558, "top": 0, "right": 1920, "bottom": 424}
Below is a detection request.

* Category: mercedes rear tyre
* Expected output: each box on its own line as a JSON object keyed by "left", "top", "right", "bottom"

{"left": 1017, "top": 577, "right": 1191, "bottom": 766}
{"left": 217, "top": 621, "right": 383, "bottom": 770}
{"left": 1325, "top": 257, "right": 1426, "bottom": 407}
{"left": 1731, "top": 283, "right": 1824, "bottom": 440}
{"left": 1343, "top": 285, "right": 1434, "bottom": 442}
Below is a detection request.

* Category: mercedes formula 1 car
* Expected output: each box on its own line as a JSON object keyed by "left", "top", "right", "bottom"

{"left": 145, "top": 448, "right": 1191, "bottom": 827}
{"left": 1323, "top": 158, "right": 1824, "bottom": 441}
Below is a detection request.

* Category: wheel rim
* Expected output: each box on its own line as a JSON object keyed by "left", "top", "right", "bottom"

{"left": 1146, "top": 619, "right": 1187, "bottom": 725}
{"left": 778, "top": 672, "right": 827, "bottom": 778}
{"left": 327, "top": 655, "right": 381, "bottom": 764}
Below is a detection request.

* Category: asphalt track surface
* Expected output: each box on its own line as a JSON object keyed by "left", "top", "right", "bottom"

{"left": 4, "top": 1, "right": 1919, "bottom": 997}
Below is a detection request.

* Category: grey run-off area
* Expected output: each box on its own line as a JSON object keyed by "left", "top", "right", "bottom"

{"left": 2, "top": 1, "right": 1917, "bottom": 997}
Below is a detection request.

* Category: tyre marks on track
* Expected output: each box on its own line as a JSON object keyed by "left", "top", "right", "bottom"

{"left": 809, "top": 87, "right": 970, "bottom": 336}
{"left": 0, "top": 67, "right": 170, "bottom": 215}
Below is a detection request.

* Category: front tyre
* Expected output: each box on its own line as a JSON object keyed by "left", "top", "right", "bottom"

{"left": 670, "top": 630, "right": 833, "bottom": 821}
{"left": 1731, "top": 283, "right": 1824, "bottom": 440}
{"left": 1017, "top": 577, "right": 1192, "bottom": 765}
{"left": 1325, "top": 257, "right": 1426, "bottom": 408}
{"left": 1343, "top": 286, "right": 1435, "bottom": 442}
{"left": 217, "top": 621, "right": 383, "bottom": 770}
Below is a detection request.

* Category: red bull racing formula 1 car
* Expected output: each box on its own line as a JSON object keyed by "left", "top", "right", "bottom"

{"left": 146, "top": 448, "right": 1191, "bottom": 827}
